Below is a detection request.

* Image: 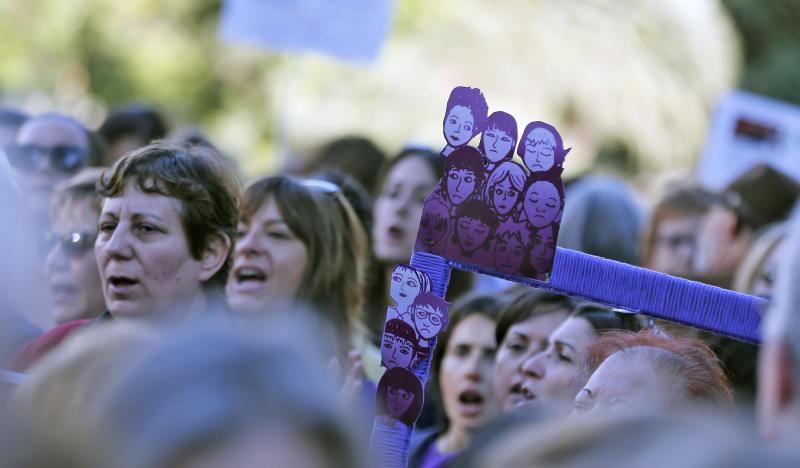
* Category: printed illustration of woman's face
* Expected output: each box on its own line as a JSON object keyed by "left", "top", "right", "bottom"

{"left": 447, "top": 168, "right": 477, "bottom": 206}
{"left": 444, "top": 105, "right": 476, "bottom": 147}
{"left": 457, "top": 216, "right": 491, "bottom": 253}
{"left": 418, "top": 208, "right": 449, "bottom": 249}
{"left": 414, "top": 304, "right": 444, "bottom": 340}
{"left": 495, "top": 235, "right": 526, "bottom": 275}
{"left": 381, "top": 333, "right": 415, "bottom": 369}
{"left": 390, "top": 267, "right": 422, "bottom": 309}
{"left": 523, "top": 128, "right": 557, "bottom": 173}
{"left": 387, "top": 385, "right": 414, "bottom": 418}
{"left": 483, "top": 127, "right": 514, "bottom": 163}
{"left": 491, "top": 177, "right": 521, "bottom": 217}
{"left": 523, "top": 181, "right": 561, "bottom": 229}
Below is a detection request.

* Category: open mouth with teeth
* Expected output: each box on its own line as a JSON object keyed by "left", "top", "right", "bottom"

{"left": 458, "top": 389, "right": 485, "bottom": 416}
{"left": 236, "top": 268, "right": 266, "bottom": 284}
{"left": 109, "top": 276, "right": 138, "bottom": 287}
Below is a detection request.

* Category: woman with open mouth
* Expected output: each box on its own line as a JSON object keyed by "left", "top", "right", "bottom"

{"left": 517, "top": 304, "right": 642, "bottom": 416}
{"left": 408, "top": 294, "right": 502, "bottom": 468}
{"left": 226, "top": 175, "right": 369, "bottom": 362}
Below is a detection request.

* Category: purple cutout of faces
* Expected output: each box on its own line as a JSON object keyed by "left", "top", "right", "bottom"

{"left": 530, "top": 224, "right": 557, "bottom": 273}
{"left": 494, "top": 223, "right": 530, "bottom": 275}
{"left": 478, "top": 111, "right": 518, "bottom": 164}
{"left": 517, "top": 121, "right": 569, "bottom": 174}
{"left": 523, "top": 178, "right": 563, "bottom": 229}
{"left": 443, "top": 87, "right": 489, "bottom": 150}
{"left": 376, "top": 367, "right": 424, "bottom": 425}
{"left": 416, "top": 198, "right": 450, "bottom": 254}
{"left": 483, "top": 161, "right": 526, "bottom": 219}
{"left": 381, "top": 318, "right": 418, "bottom": 369}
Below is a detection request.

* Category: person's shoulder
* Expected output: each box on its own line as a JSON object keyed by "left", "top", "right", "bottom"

{"left": 9, "top": 319, "right": 92, "bottom": 371}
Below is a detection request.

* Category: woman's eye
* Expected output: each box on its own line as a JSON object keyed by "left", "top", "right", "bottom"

{"left": 267, "top": 231, "right": 290, "bottom": 240}
{"left": 400, "top": 348, "right": 409, "bottom": 355}
{"left": 501, "top": 136, "right": 511, "bottom": 142}
{"left": 137, "top": 224, "right": 156, "bottom": 234}
{"left": 546, "top": 203, "right": 556, "bottom": 209}
{"left": 557, "top": 353, "right": 573, "bottom": 363}
{"left": 464, "top": 176, "right": 474, "bottom": 183}
{"left": 464, "top": 124, "right": 472, "bottom": 132}
{"left": 99, "top": 222, "right": 116, "bottom": 233}
{"left": 495, "top": 188, "right": 503, "bottom": 196}
{"left": 507, "top": 343, "right": 524, "bottom": 353}
{"left": 507, "top": 190, "right": 517, "bottom": 198}
{"left": 486, "top": 131, "right": 495, "bottom": 138}
{"left": 407, "top": 280, "right": 417, "bottom": 288}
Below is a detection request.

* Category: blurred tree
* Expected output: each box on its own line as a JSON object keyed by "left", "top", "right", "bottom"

{"left": 723, "top": 0, "right": 800, "bottom": 105}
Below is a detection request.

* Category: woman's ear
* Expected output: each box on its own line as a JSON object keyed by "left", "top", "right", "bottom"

{"left": 198, "top": 234, "right": 232, "bottom": 282}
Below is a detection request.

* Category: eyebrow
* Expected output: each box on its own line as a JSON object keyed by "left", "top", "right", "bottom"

{"left": 511, "top": 332, "right": 529, "bottom": 342}
{"left": 131, "top": 213, "right": 165, "bottom": 223}
{"left": 554, "top": 340, "right": 576, "bottom": 354}
{"left": 258, "top": 219, "right": 289, "bottom": 229}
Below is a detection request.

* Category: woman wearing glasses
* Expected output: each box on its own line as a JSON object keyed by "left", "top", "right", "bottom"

{"left": 45, "top": 168, "right": 107, "bottom": 324}
{"left": 6, "top": 113, "right": 102, "bottom": 234}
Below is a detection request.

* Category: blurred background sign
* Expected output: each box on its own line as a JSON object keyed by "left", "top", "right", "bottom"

{"left": 218, "top": 0, "right": 396, "bottom": 64}
{"left": 697, "top": 91, "right": 800, "bottom": 190}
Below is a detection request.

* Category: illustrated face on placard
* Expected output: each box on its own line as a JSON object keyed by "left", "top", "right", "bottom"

{"left": 410, "top": 292, "right": 450, "bottom": 342}
{"left": 381, "top": 318, "right": 418, "bottom": 369}
{"left": 456, "top": 215, "right": 492, "bottom": 254}
{"left": 491, "top": 176, "right": 521, "bottom": 217}
{"left": 389, "top": 265, "right": 426, "bottom": 311}
{"left": 377, "top": 367, "right": 424, "bottom": 426}
{"left": 494, "top": 231, "right": 527, "bottom": 275}
{"left": 443, "top": 105, "right": 476, "bottom": 148}
{"left": 530, "top": 224, "right": 557, "bottom": 273}
{"left": 447, "top": 168, "right": 477, "bottom": 206}
{"left": 417, "top": 198, "right": 450, "bottom": 251}
{"left": 483, "top": 127, "right": 515, "bottom": 163}
{"left": 524, "top": 181, "right": 561, "bottom": 229}
{"left": 523, "top": 127, "right": 557, "bottom": 173}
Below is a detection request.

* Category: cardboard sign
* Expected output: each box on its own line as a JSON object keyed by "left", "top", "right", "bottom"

{"left": 697, "top": 90, "right": 800, "bottom": 191}
{"left": 416, "top": 86, "right": 569, "bottom": 282}
{"left": 218, "top": 0, "right": 395, "bottom": 63}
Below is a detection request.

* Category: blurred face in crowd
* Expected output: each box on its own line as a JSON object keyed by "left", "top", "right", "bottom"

{"left": 10, "top": 117, "right": 89, "bottom": 223}
{"left": 649, "top": 213, "right": 700, "bottom": 277}
{"left": 519, "top": 316, "right": 597, "bottom": 414}
{"left": 227, "top": 196, "right": 308, "bottom": 313}
{"left": 96, "top": 181, "right": 215, "bottom": 318}
{"left": 443, "top": 105, "right": 475, "bottom": 148}
{"left": 494, "top": 309, "right": 569, "bottom": 412}
{"left": 177, "top": 426, "right": 331, "bottom": 468}
{"left": 46, "top": 197, "right": 105, "bottom": 323}
{"left": 573, "top": 350, "right": 675, "bottom": 417}
{"left": 373, "top": 155, "right": 439, "bottom": 263}
{"left": 439, "top": 314, "right": 498, "bottom": 434}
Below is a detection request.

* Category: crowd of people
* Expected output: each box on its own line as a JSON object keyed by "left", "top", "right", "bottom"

{"left": 0, "top": 102, "right": 799, "bottom": 468}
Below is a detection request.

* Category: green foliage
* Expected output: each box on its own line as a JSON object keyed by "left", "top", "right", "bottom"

{"left": 723, "top": 0, "right": 800, "bottom": 105}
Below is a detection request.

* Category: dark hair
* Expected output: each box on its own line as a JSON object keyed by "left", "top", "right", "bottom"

{"left": 571, "top": 303, "right": 642, "bottom": 334}
{"left": 98, "top": 103, "right": 167, "bottom": 148}
{"left": 517, "top": 121, "right": 569, "bottom": 172}
{"left": 0, "top": 108, "right": 28, "bottom": 129}
{"left": 384, "top": 318, "right": 418, "bottom": 346}
{"left": 311, "top": 136, "right": 386, "bottom": 194}
{"left": 495, "top": 290, "right": 574, "bottom": 345}
{"left": 478, "top": 111, "right": 518, "bottom": 160}
{"left": 21, "top": 113, "right": 104, "bottom": 167}
{"left": 313, "top": 169, "right": 374, "bottom": 241}
{"left": 375, "top": 146, "right": 443, "bottom": 197}
{"left": 444, "top": 86, "right": 489, "bottom": 135}
{"left": 442, "top": 146, "right": 485, "bottom": 193}
{"left": 51, "top": 168, "right": 106, "bottom": 219}
{"left": 430, "top": 293, "right": 503, "bottom": 430}
{"left": 376, "top": 367, "right": 424, "bottom": 426}
{"left": 97, "top": 142, "right": 240, "bottom": 295}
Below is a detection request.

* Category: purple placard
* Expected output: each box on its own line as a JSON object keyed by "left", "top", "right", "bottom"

{"left": 416, "top": 86, "right": 569, "bottom": 282}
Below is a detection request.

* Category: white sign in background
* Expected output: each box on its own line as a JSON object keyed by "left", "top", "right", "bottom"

{"left": 697, "top": 90, "right": 800, "bottom": 191}
{"left": 218, "top": 0, "right": 395, "bottom": 64}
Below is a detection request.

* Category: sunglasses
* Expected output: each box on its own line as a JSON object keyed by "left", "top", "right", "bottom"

{"left": 47, "top": 231, "right": 96, "bottom": 257}
{"left": 5, "top": 145, "right": 88, "bottom": 173}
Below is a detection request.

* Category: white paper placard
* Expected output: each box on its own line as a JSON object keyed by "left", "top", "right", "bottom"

{"left": 218, "top": 0, "right": 395, "bottom": 64}
{"left": 697, "top": 90, "right": 800, "bottom": 190}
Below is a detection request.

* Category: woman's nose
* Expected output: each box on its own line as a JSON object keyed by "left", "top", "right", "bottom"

{"left": 103, "top": 226, "right": 133, "bottom": 260}
{"left": 237, "top": 230, "right": 263, "bottom": 256}
{"left": 521, "top": 353, "right": 544, "bottom": 380}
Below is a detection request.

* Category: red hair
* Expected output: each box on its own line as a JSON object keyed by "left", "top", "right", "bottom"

{"left": 585, "top": 330, "right": 733, "bottom": 409}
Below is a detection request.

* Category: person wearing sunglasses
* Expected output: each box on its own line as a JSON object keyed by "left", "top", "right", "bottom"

{"left": 5, "top": 113, "right": 102, "bottom": 235}
{"left": 45, "top": 168, "right": 107, "bottom": 325}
